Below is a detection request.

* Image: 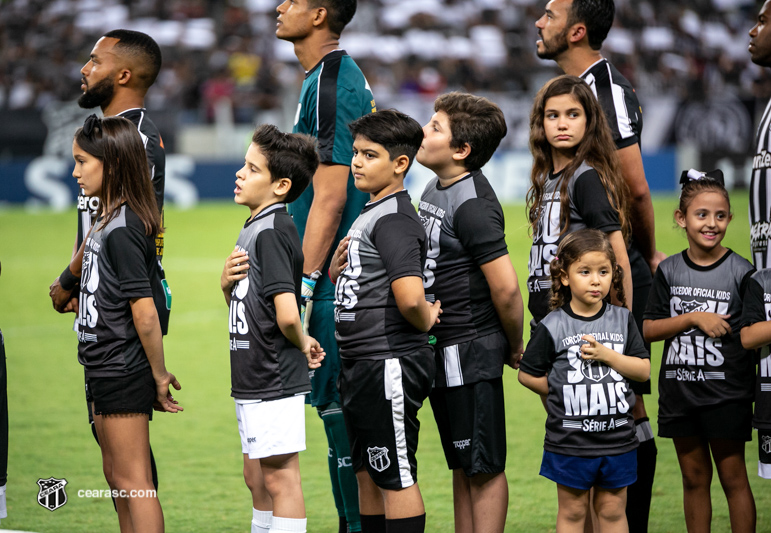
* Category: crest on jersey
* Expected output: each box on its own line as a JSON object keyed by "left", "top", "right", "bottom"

{"left": 581, "top": 360, "right": 611, "bottom": 382}
{"left": 763, "top": 435, "right": 771, "bottom": 455}
{"left": 680, "top": 300, "right": 709, "bottom": 314}
{"left": 37, "top": 477, "right": 68, "bottom": 511}
{"left": 367, "top": 446, "right": 390, "bottom": 472}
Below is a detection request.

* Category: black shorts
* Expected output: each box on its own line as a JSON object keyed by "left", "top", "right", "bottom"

{"left": 339, "top": 347, "right": 434, "bottom": 490}
{"left": 430, "top": 377, "right": 506, "bottom": 477}
{"left": 88, "top": 367, "right": 155, "bottom": 419}
{"left": 658, "top": 400, "right": 752, "bottom": 441}
{"left": 434, "top": 330, "right": 507, "bottom": 387}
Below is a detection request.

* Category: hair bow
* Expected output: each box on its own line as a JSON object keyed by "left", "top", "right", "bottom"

{"left": 82, "top": 114, "right": 101, "bottom": 137}
{"left": 678, "top": 168, "right": 725, "bottom": 187}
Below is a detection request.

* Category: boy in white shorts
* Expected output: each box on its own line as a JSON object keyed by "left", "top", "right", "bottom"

{"left": 221, "top": 124, "right": 325, "bottom": 533}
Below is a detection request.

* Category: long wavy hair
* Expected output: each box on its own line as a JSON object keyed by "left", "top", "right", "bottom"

{"left": 74, "top": 115, "right": 161, "bottom": 236}
{"left": 549, "top": 229, "right": 626, "bottom": 310}
{"left": 527, "top": 75, "right": 630, "bottom": 242}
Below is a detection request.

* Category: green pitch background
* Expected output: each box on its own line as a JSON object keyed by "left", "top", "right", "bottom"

{"left": 0, "top": 192, "right": 768, "bottom": 532}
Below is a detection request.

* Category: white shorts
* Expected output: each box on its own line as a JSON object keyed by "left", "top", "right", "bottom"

{"left": 235, "top": 395, "right": 306, "bottom": 459}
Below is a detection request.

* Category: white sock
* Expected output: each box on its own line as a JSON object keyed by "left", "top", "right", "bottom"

{"left": 270, "top": 515, "right": 307, "bottom": 533}
{"left": 252, "top": 508, "right": 272, "bottom": 533}
{"left": 0, "top": 484, "right": 7, "bottom": 520}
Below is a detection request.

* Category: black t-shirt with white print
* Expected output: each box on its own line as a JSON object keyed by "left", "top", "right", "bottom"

{"left": 77, "top": 108, "right": 165, "bottom": 251}
{"left": 228, "top": 203, "right": 311, "bottom": 401}
{"left": 741, "top": 268, "right": 771, "bottom": 429}
{"left": 334, "top": 190, "right": 428, "bottom": 360}
{"left": 520, "top": 302, "right": 648, "bottom": 457}
{"left": 419, "top": 170, "right": 508, "bottom": 349}
{"left": 644, "top": 250, "right": 755, "bottom": 420}
{"left": 75, "top": 109, "right": 170, "bottom": 334}
{"left": 77, "top": 204, "right": 155, "bottom": 377}
{"left": 527, "top": 162, "right": 621, "bottom": 326}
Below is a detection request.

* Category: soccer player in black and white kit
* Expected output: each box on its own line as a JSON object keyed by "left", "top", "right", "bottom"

{"left": 72, "top": 115, "right": 181, "bottom": 532}
{"left": 749, "top": 1, "right": 771, "bottom": 269}
{"left": 329, "top": 110, "right": 441, "bottom": 533}
{"left": 741, "top": 268, "right": 771, "bottom": 479}
{"left": 520, "top": 229, "right": 650, "bottom": 533}
{"left": 534, "top": 2, "right": 666, "bottom": 526}
{"left": 221, "top": 125, "right": 323, "bottom": 533}
{"left": 643, "top": 173, "right": 756, "bottom": 532}
{"left": 416, "top": 93, "right": 524, "bottom": 533}
{"left": 48, "top": 29, "right": 168, "bottom": 495}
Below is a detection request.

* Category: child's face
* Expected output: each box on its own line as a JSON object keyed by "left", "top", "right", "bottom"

{"left": 351, "top": 136, "right": 404, "bottom": 201}
{"left": 72, "top": 140, "right": 103, "bottom": 198}
{"left": 675, "top": 191, "right": 732, "bottom": 254}
{"left": 235, "top": 143, "right": 277, "bottom": 214}
{"left": 417, "top": 111, "right": 458, "bottom": 173}
{"left": 561, "top": 251, "right": 612, "bottom": 314}
{"left": 543, "top": 94, "right": 586, "bottom": 153}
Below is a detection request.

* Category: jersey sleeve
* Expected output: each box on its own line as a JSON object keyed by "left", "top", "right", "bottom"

{"left": 520, "top": 322, "right": 555, "bottom": 377}
{"left": 317, "top": 69, "right": 358, "bottom": 166}
{"left": 643, "top": 267, "right": 671, "bottom": 320}
{"left": 454, "top": 198, "right": 509, "bottom": 265}
{"left": 573, "top": 170, "right": 622, "bottom": 233}
{"left": 105, "top": 226, "right": 153, "bottom": 298}
{"left": 625, "top": 311, "right": 649, "bottom": 359}
{"left": 257, "top": 229, "right": 298, "bottom": 298}
{"left": 372, "top": 214, "right": 425, "bottom": 283}
{"left": 742, "top": 277, "right": 767, "bottom": 327}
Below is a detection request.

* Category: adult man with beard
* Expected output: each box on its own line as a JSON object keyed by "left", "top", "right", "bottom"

{"left": 749, "top": 0, "right": 771, "bottom": 269}
{"left": 534, "top": 1, "right": 664, "bottom": 531}
{"left": 49, "top": 29, "right": 166, "bottom": 495}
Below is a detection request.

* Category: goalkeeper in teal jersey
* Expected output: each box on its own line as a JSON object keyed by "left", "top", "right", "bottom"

{"left": 276, "top": 0, "right": 375, "bottom": 531}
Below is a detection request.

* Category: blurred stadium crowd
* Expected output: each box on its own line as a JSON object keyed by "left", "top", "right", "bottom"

{"left": 1, "top": 0, "right": 769, "bottom": 123}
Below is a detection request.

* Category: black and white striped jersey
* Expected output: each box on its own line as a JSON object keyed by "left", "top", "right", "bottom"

{"left": 77, "top": 108, "right": 166, "bottom": 255}
{"left": 77, "top": 204, "right": 156, "bottom": 377}
{"left": 580, "top": 58, "right": 642, "bottom": 150}
{"left": 521, "top": 302, "right": 647, "bottom": 457}
{"left": 418, "top": 170, "right": 508, "bottom": 349}
{"left": 750, "top": 99, "right": 771, "bottom": 268}
{"left": 741, "top": 268, "right": 771, "bottom": 429}
{"left": 644, "top": 250, "right": 755, "bottom": 420}
{"left": 227, "top": 204, "right": 311, "bottom": 401}
{"left": 334, "top": 190, "right": 428, "bottom": 360}
{"left": 580, "top": 58, "right": 652, "bottom": 302}
{"left": 527, "top": 162, "right": 622, "bottom": 326}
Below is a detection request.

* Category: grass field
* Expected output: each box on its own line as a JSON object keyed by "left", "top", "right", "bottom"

{"left": 0, "top": 191, "right": 768, "bottom": 532}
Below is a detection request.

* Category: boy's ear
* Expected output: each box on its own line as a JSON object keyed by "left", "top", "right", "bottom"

{"left": 568, "top": 22, "right": 587, "bottom": 45}
{"left": 452, "top": 142, "right": 471, "bottom": 162}
{"left": 273, "top": 177, "right": 292, "bottom": 197}
{"left": 312, "top": 6, "right": 327, "bottom": 28}
{"left": 393, "top": 154, "right": 411, "bottom": 175}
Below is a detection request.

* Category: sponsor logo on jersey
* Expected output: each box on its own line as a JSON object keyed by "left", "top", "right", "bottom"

{"left": 337, "top": 456, "right": 352, "bottom": 468}
{"left": 752, "top": 221, "right": 770, "bottom": 253}
{"left": 37, "top": 477, "right": 68, "bottom": 511}
{"left": 753, "top": 149, "right": 771, "bottom": 170}
{"left": 367, "top": 446, "right": 390, "bottom": 472}
{"left": 453, "top": 439, "right": 471, "bottom": 450}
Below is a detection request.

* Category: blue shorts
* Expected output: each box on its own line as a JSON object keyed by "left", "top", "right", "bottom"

{"left": 540, "top": 450, "right": 637, "bottom": 490}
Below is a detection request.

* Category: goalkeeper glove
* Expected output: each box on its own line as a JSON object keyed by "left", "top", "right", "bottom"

{"left": 301, "top": 271, "right": 321, "bottom": 334}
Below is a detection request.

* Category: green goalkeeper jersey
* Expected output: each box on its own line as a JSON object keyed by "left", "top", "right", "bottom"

{"left": 289, "top": 49, "right": 376, "bottom": 300}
